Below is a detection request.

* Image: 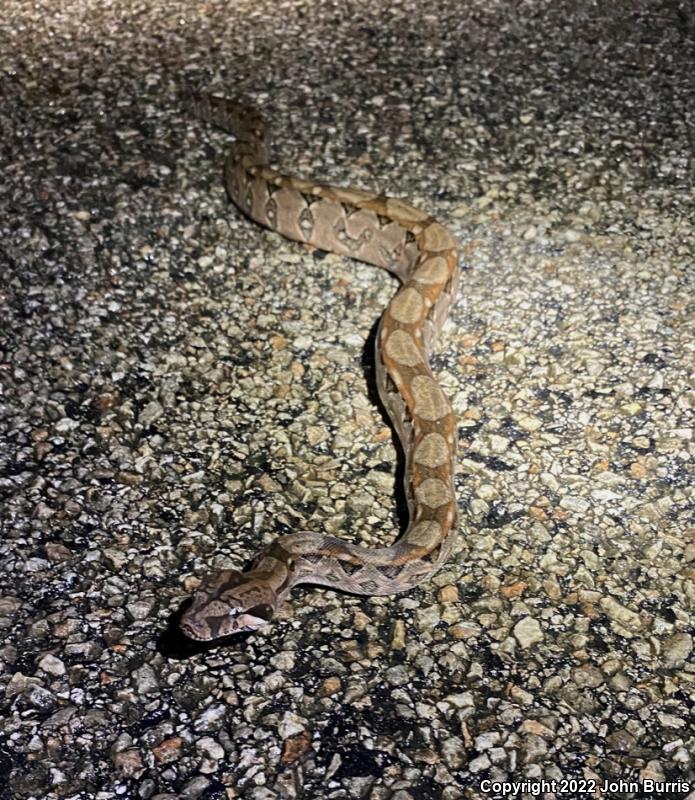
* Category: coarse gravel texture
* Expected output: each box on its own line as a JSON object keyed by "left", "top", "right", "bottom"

{"left": 1, "top": 1, "right": 694, "bottom": 799}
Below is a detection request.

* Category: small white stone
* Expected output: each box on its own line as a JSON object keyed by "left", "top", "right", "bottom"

{"left": 278, "top": 711, "right": 307, "bottom": 739}
{"left": 475, "top": 732, "right": 501, "bottom": 750}
{"left": 476, "top": 484, "right": 498, "bottom": 501}
{"left": 662, "top": 632, "right": 692, "bottom": 666}
{"left": 515, "top": 413, "right": 542, "bottom": 432}
{"left": 600, "top": 597, "right": 641, "bottom": 630}
{"left": 540, "top": 472, "right": 560, "bottom": 491}
{"left": 55, "top": 417, "right": 79, "bottom": 432}
{"left": 38, "top": 654, "right": 66, "bottom": 676}
{"left": 513, "top": 617, "right": 544, "bottom": 648}
{"left": 489, "top": 434, "right": 510, "bottom": 453}
{"left": 442, "top": 691, "right": 475, "bottom": 709}
{"left": 560, "top": 494, "right": 590, "bottom": 513}
{"left": 196, "top": 737, "right": 225, "bottom": 760}
{"left": 468, "top": 753, "right": 491, "bottom": 773}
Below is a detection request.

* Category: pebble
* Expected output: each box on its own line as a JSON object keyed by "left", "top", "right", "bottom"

{"left": 474, "top": 732, "right": 501, "bottom": 750}
{"left": 468, "top": 753, "right": 491, "bottom": 773}
{"left": 512, "top": 617, "right": 544, "bottom": 648}
{"left": 605, "top": 730, "right": 636, "bottom": 753}
{"left": 600, "top": 596, "right": 642, "bottom": 630}
{"left": 559, "top": 495, "right": 591, "bottom": 513}
{"left": 278, "top": 712, "right": 307, "bottom": 739}
{"left": 662, "top": 632, "right": 692, "bottom": 666}
{"left": 521, "top": 733, "right": 548, "bottom": 764}
{"left": 38, "top": 654, "right": 66, "bottom": 676}
{"left": 572, "top": 664, "right": 604, "bottom": 688}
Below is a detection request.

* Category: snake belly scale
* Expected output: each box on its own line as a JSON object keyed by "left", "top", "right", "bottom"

{"left": 179, "top": 92, "right": 460, "bottom": 641}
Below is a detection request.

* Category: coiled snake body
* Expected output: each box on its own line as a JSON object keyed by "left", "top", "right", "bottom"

{"left": 180, "top": 92, "right": 460, "bottom": 641}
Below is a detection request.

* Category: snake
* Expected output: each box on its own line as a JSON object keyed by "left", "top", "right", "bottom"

{"left": 179, "top": 91, "right": 460, "bottom": 641}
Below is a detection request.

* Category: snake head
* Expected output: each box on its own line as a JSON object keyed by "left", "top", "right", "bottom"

{"left": 179, "top": 569, "right": 277, "bottom": 641}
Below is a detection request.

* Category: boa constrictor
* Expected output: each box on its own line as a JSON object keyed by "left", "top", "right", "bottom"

{"left": 179, "top": 91, "right": 460, "bottom": 641}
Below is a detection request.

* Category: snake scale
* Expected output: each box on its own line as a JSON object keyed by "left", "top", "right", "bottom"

{"left": 179, "top": 91, "right": 460, "bottom": 641}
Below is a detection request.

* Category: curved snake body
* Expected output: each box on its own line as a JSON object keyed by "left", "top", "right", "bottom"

{"left": 180, "top": 92, "right": 460, "bottom": 641}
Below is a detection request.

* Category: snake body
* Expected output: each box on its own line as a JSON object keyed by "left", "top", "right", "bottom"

{"left": 179, "top": 92, "right": 460, "bottom": 641}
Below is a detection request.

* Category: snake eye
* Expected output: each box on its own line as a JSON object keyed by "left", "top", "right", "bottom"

{"left": 246, "top": 603, "right": 274, "bottom": 622}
